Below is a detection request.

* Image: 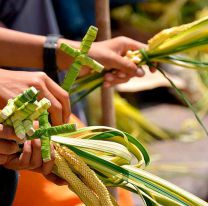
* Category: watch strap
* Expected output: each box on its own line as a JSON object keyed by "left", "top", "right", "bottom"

{"left": 43, "top": 34, "right": 61, "bottom": 83}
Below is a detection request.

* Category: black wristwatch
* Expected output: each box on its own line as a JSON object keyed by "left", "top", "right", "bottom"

{"left": 43, "top": 34, "right": 61, "bottom": 83}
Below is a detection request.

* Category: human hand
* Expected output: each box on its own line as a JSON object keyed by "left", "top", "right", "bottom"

{"left": 0, "top": 124, "right": 20, "bottom": 165}
{"left": 4, "top": 139, "right": 66, "bottom": 185}
{"left": 0, "top": 69, "right": 70, "bottom": 125}
{"left": 89, "top": 36, "right": 156, "bottom": 87}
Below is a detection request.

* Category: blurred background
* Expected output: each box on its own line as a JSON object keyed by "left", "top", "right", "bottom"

{"left": 110, "top": 1, "right": 208, "bottom": 204}
{"left": 65, "top": 1, "right": 208, "bottom": 203}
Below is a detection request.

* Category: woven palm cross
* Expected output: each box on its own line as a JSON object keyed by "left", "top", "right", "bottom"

{"left": 60, "top": 26, "right": 104, "bottom": 92}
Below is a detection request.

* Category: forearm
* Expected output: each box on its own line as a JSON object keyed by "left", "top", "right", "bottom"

{"left": 0, "top": 28, "right": 80, "bottom": 70}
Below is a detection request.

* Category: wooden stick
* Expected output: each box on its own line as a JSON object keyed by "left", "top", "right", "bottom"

{"left": 95, "top": 0, "right": 117, "bottom": 198}
{"left": 95, "top": 0, "right": 116, "bottom": 127}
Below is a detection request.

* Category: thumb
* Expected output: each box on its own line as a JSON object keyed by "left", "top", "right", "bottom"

{"left": 0, "top": 124, "right": 21, "bottom": 142}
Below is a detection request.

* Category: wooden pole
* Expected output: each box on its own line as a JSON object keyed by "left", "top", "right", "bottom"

{"left": 95, "top": 0, "right": 117, "bottom": 198}
{"left": 95, "top": 0, "right": 115, "bottom": 127}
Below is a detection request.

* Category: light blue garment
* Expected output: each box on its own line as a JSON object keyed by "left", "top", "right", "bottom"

{"left": 11, "top": 0, "right": 59, "bottom": 35}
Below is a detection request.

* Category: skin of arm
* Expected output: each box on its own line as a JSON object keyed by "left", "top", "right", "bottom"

{"left": 0, "top": 27, "right": 77, "bottom": 69}
{"left": 0, "top": 28, "right": 153, "bottom": 87}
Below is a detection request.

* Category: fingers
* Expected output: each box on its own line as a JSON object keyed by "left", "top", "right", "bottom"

{"left": 0, "top": 154, "right": 8, "bottom": 164}
{"left": 32, "top": 72, "right": 69, "bottom": 126}
{"left": 30, "top": 139, "right": 42, "bottom": 169}
{"left": 18, "top": 141, "right": 32, "bottom": 169}
{"left": 107, "top": 53, "right": 138, "bottom": 74}
{"left": 45, "top": 77, "right": 70, "bottom": 124}
{"left": 120, "top": 37, "right": 157, "bottom": 73}
{"left": 4, "top": 140, "right": 43, "bottom": 170}
{"left": 0, "top": 139, "right": 19, "bottom": 155}
{"left": 107, "top": 53, "right": 148, "bottom": 80}
{"left": 104, "top": 68, "right": 145, "bottom": 87}
{"left": 104, "top": 72, "right": 130, "bottom": 87}
{"left": 0, "top": 124, "right": 21, "bottom": 142}
{"left": 120, "top": 36, "right": 147, "bottom": 53}
{"left": 4, "top": 141, "right": 32, "bottom": 170}
{"left": 38, "top": 84, "right": 63, "bottom": 126}
{"left": 104, "top": 37, "right": 149, "bottom": 76}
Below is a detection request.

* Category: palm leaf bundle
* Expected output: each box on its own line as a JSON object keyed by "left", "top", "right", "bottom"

{"left": 65, "top": 16, "right": 208, "bottom": 136}
{"left": 1, "top": 90, "right": 207, "bottom": 205}
{"left": 2, "top": 23, "right": 208, "bottom": 205}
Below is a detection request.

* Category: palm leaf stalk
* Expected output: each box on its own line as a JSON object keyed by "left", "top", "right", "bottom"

{"left": 50, "top": 126, "right": 207, "bottom": 206}
{"left": 66, "top": 16, "right": 208, "bottom": 136}
{"left": 133, "top": 17, "right": 208, "bottom": 68}
{"left": 0, "top": 86, "right": 38, "bottom": 121}
{"left": 1, "top": 23, "right": 208, "bottom": 205}
{"left": 1, "top": 88, "right": 208, "bottom": 205}
{"left": 38, "top": 111, "right": 52, "bottom": 162}
{"left": 56, "top": 18, "right": 208, "bottom": 202}
{"left": 1, "top": 88, "right": 205, "bottom": 205}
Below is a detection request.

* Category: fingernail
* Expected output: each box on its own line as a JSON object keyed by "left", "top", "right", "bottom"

{"left": 106, "top": 75, "right": 114, "bottom": 82}
{"left": 25, "top": 140, "right": 31, "bottom": 146}
{"left": 136, "top": 68, "right": 145, "bottom": 76}
{"left": 118, "top": 73, "right": 126, "bottom": 78}
{"left": 150, "top": 67, "right": 157, "bottom": 73}
{"left": 104, "top": 82, "right": 111, "bottom": 88}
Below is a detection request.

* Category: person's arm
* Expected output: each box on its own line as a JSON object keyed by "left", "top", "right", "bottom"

{"left": 0, "top": 27, "right": 78, "bottom": 69}
{"left": 0, "top": 28, "right": 153, "bottom": 86}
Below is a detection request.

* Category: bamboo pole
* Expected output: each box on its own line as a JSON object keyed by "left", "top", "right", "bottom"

{"left": 95, "top": 0, "right": 117, "bottom": 198}
{"left": 95, "top": 0, "right": 115, "bottom": 127}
